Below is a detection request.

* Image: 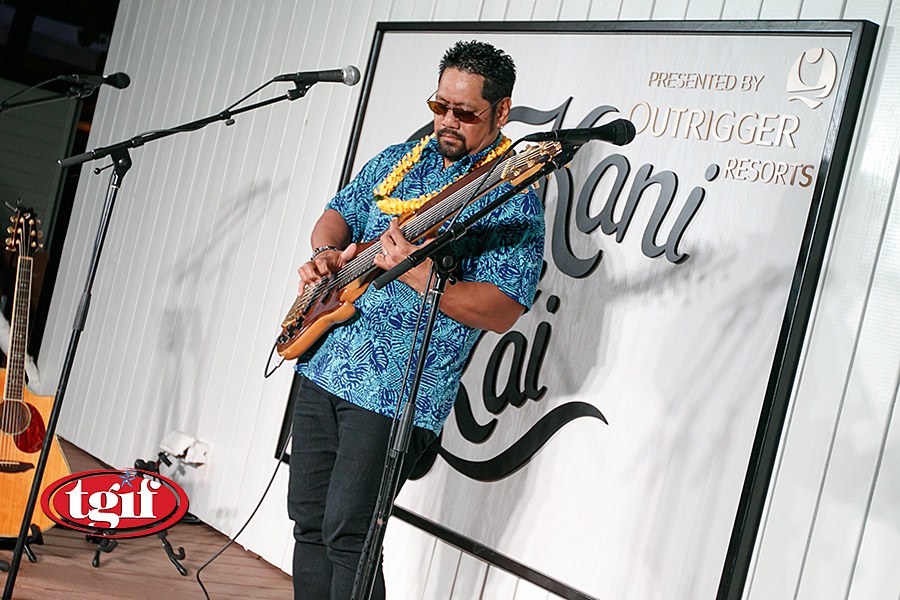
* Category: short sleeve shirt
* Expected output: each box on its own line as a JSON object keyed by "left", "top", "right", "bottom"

{"left": 295, "top": 135, "right": 545, "bottom": 433}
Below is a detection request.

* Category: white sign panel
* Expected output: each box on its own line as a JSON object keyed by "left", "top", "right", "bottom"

{"left": 334, "top": 21, "right": 874, "bottom": 600}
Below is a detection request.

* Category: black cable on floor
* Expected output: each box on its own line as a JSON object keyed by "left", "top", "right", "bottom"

{"left": 195, "top": 424, "right": 292, "bottom": 599}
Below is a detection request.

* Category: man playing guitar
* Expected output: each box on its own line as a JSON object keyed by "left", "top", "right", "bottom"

{"left": 287, "top": 40, "right": 544, "bottom": 600}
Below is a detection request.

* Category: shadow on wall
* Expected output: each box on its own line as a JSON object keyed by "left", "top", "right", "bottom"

{"left": 625, "top": 257, "right": 791, "bottom": 596}
{"left": 145, "top": 176, "right": 289, "bottom": 462}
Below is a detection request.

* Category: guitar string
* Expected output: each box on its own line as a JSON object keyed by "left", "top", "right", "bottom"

{"left": 289, "top": 148, "right": 540, "bottom": 315}
{"left": 292, "top": 170, "right": 490, "bottom": 311}
{"left": 333, "top": 148, "right": 532, "bottom": 286}
{"left": 0, "top": 225, "right": 22, "bottom": 462}
{"left": 4, "top": 230, "right": 22, "bottom": 455}
{"left": 285, "top": 148, "right": 530, "bottom": 321}
{"left": 2, "top": 248, "right": 33, "bottom": 460}
{"left": 2, "top": 257, "right": 21, "bottom": 457}
{"left": 286, "top": 162, "right": 498, "bottom": 317}
{"left": 2, "top": 256, "right": 14, "bottom": 457}
{"left": 1, "top": 255, "right": 22, "bottom": 458}
{"left": 11, "top": 257, "right": 33, "bottom": 456}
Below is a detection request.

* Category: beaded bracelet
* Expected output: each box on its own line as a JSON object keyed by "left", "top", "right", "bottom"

{"left": 310, "top": 245, "right": 339, "bottom": 261}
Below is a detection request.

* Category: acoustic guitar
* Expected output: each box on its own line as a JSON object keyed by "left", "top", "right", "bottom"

{"left": 0, "top": 209, "right": 69, "bottom": 537}
{"left": 275, "top": 140, "right": 562, "bottom": 360}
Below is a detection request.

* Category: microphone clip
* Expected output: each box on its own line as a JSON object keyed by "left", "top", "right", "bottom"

{"left": 287, "top": 81, "right": 315, "bottom": 100}
{"left": 70, "top": 83, "right": 101, "bottom": 99}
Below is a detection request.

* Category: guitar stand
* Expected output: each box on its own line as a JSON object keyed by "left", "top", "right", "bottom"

{"left": 85, "top": 535, "right": 117, "bottom": 568}
{"left": 82, "top": 455, "right": 191, "bottom": 576}
{"left": 85, "top": 530, "right": 188, "bottom": 576}
{"left": 158, "top": 530, "right": 188, "bottom": 576}
{"left": 0, "top": 525, "right": 43, "bottom": 571}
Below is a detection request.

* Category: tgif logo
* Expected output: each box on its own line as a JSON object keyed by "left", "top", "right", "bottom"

{"left": 41, "top": 470, "right": 189, "bottom": 538}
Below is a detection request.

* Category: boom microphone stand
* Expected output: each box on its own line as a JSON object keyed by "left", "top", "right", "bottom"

{"left": 350, "top": 141, "right": 580, "bottom": 600}
{"left": 1, "top": 77, "right": 323, "bottom": 600}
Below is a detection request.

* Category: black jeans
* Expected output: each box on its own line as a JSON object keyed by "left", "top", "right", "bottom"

{"left": 288, "top": 376, "right": 435, "bottom": 600}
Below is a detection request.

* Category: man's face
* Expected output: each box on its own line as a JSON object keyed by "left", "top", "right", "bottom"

{"left": 432, "top": 67, "right": 510, "bottom": 165}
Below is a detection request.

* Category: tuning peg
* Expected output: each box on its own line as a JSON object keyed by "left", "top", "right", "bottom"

{"left": 5, "top": 237, "right": 12, "bottom": 245}
{"left": 28, "top": 219, "right": 34, "bottom": 225}
{"left": 38, "top": 243, "right": 44, "bottom": 249}
{"left": 37, "top": 231, "right": 43, "bottom": 239}
{"left": 31, "top": 241, "right": 37, "bottom": 248}
{"left": 6, "top": 226, "right": 12, "bottom": 234}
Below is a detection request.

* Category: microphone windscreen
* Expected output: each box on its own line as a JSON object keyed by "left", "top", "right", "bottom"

{"left": 609, "top": 119, "right": 636, "bottom": 145}
{"left": 106, "top": 72, "right": 131, "bottom": 89}
{"left": 342, "top": 65, "right": 361, "bottom": 86}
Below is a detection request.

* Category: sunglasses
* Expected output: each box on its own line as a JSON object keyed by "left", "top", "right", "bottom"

{"left": 426, "top": 94, "right": 502, "bottom": 124}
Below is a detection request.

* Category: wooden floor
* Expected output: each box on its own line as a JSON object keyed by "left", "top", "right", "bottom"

{"left": 1, "top": 440, "right": 293, "bottom": 600}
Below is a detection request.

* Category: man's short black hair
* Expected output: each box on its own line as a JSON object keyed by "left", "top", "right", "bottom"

{"left": 439, "top": 40, "right": 516, "bottom": 103}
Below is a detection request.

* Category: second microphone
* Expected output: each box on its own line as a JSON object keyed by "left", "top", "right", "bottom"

{"left": 523, "top": 118, "right": 636, "bottom": 146}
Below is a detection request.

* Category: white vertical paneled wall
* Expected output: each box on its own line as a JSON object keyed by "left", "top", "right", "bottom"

{"left": 37, "top": 1, "right": 899, "bottom": 598}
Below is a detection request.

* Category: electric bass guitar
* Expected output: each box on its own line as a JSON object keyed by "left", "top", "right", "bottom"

{"left": 0, "top": 209, "right": 70, "bottom": 537}
{"left": 275, "top": 141, "right": 562, "bottom": 360}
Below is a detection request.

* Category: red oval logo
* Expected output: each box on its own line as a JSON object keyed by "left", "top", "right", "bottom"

{"left": 40, "top": 469, "right": 189, "bottom": 538}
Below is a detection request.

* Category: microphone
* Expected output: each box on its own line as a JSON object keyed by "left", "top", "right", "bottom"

{"left": 273, "top": 65, "right": 360, "bottom": 86}
{"left": 61, "top": 72, "right": 131, "bottom": 89}
{"left": 522, "top": 118, "right": 636, "bottom": 146}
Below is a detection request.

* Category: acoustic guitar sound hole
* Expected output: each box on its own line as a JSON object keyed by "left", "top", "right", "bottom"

{"left": 0, "top": 401, "right": 31, "bottom": 435}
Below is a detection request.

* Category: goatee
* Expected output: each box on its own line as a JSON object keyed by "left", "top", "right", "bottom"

{"left": 437, "top": 129, "right": 468, "bottom": 162}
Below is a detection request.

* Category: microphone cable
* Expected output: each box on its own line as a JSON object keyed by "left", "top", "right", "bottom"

{"left": 0, "top": 76, "right": 76, "bottom": 111}
{"left": 195, "top": 423, "right": 292, "bottom": 600}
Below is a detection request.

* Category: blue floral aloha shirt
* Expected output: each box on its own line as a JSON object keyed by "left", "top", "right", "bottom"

{"left": 295, "top": 135, "right": 545, "bottom": 433}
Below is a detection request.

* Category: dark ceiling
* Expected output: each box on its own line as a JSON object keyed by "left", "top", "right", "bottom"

{"left": 0, "top": 0, "right": 119, "bottom": 82}
{"left": 0, "top": 0, "right": 120, "bottom": 358}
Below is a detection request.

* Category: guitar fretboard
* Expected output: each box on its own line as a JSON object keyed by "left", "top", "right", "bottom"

{"left": 3, "top": 256, "right": 31, "bottom": 402}
{"left": 278, "top": 142, "right": 557, "bottom": 332}
{"left": 297, "top": 148, "right": 539, "bottom": 309}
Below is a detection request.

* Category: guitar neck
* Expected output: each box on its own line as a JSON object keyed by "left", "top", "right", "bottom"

{"left": 282, "top": 142, "right": 557, "bottom": 338}
{"left": 4, "top": 256, "right": 31, "bottom": 401}
{"left": 333, "top": 154, "right": 515, "bottom": 288}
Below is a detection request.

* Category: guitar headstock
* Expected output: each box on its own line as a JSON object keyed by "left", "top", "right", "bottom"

{"left": 5, "top": 208, "right": 43, "bottom": 258}
{"left": 500, "top": 141, "right": 563, "bottom": 182}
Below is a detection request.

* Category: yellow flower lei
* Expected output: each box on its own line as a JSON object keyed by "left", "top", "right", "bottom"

{"left": 374, "top": 134, "right": 512, "bottom": 215}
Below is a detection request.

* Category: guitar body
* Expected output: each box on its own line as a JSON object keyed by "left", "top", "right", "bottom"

{"left": 0, "top": 368, "right": 70, "bottom": 537}
{"left": 277, "top": 241, "right": 378, "bottom": 360}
